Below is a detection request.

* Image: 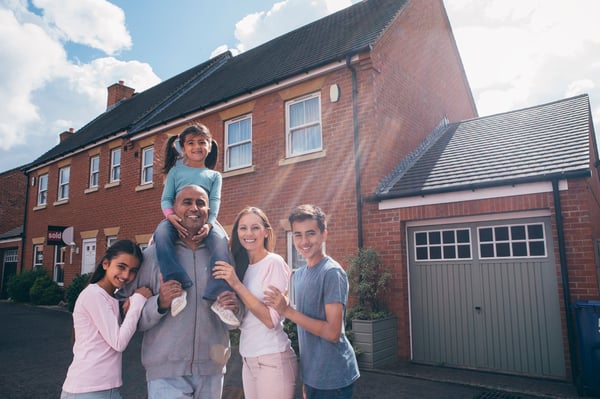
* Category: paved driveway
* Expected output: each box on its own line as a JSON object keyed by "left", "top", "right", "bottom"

{"left": 0, "top": 301, "right": 558, "bottom": 399}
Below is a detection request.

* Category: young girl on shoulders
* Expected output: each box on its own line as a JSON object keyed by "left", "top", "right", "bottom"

{"left": 61, "top": 239, "right": 152, "bottom": 399}
{"left": 154, "top": 123, "right": 240, "bottom": 326}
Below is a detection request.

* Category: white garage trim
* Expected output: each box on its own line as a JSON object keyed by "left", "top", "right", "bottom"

{"left": 379, "top": 180, "right": 568, "bottom": 210}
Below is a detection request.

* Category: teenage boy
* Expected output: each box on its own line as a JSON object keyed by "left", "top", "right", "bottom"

{"left": 265, "top": 204, "right": 359, "bottom": 399}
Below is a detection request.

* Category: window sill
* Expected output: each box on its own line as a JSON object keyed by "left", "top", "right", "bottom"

{"left": 279, "top": 149, "right": 326, "bottom": 166}
{"left": 104, "top": 181, "right": 121, "bottom": 189}
{"left": 84, "top": 187, "right": 99, "bottom": 194}
{"left": 135, "top": 182, "right": 154, "bottom": 192}
{"left": 53, "top": 199, "right": 69, "bottom": 207}
{"left": 33, "top": 204, "right": 47, "bottom": 211}
{"left": 223, "top": 165, "right": 256, "bottom": 179}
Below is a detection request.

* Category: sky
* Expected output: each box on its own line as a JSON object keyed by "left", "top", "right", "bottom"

{"left": 0, "top": 0, "right": 599, "bottom": 173}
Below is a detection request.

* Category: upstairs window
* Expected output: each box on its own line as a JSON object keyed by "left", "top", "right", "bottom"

{"left": 141, "top": 146, "right": 154, "bottom": 185}
{"left": 89, "top": 155, "right": 99, "bottom": 188}
{"left": 58, "top": 166, "right": 70, "bottom": 201}
{"left": 225, "top": 115, "right": 252, "bottom": 171}
{"left": 110, "top": 148, "right": 121, "bottom": 182}
{"left": 286, "top": 93, "right": 322, "bottom": 157}
{"left": 37, "top": 174, "right": 48, "bottom": 206}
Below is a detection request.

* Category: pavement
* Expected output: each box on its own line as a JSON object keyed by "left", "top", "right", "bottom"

{"left": 0, "top": 300, "right": 596, "bottom": 399}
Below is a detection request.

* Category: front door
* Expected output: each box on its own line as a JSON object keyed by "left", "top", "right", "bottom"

{"left": 1, "top": 249, "right": 18, "bottom": 298}
{"left": 82, "top": 238, "right": 96, "bottom": 275}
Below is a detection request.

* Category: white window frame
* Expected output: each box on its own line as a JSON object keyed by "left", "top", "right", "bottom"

{"left": 414, "top": 228, "right": 472, "bottom": 262}
{"left": 141, "top": 146, "right": 154, "bottom": 185}
{"left": 225, "top": 114, "right": 252, "bottom": 171}
{"left": 37, "top": 174, "right": 48, "bottom": 206}
{"left": 58, "top": 166, "right": 70, "bottom": 201}
{"left": 89, "top": 155, "right": 99, "bottom": 188}
{"left": 106, "top": 235, "right": 118, "bottom": 248}
{"left": 33, "top": 245, "right": 43, "bottom": 269}
{"left": 110, "top": 148, "right": 121, "bottom": 183}
{"left": 285, "top": 92, "right": 322, "bottom": 158}
{"left": 477, "top": 223, "right": 547, "bottom": 259}
{"left": 54, "top": 246, "right": 66, "bottom": 286}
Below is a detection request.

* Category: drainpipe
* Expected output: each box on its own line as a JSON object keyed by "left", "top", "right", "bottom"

{"left": 346, "top": 55, "right": 364, "bottom": 249}
{"left": 20, "top": 170, "right": 30, "bottom": 274}
{"left": 552, "top": 178, "right": 579, "bottom": 383}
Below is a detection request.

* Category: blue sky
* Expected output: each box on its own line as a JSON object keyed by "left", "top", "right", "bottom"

{"left": 1, "top": 0, "right": 599, "bottom": 173}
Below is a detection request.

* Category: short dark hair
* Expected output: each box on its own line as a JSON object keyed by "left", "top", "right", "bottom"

{"left": 288, "top": 204, "right": 327, "bottom": 232}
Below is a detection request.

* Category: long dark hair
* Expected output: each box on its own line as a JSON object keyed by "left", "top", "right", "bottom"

{"left": 89, "top": 240, "right": 144, "bottom": 284}
{"left": 230, "top": 206, "right": 275, "bottom": 281}
{"left": 162, "top": 124, "right": 218, "bottom": 174}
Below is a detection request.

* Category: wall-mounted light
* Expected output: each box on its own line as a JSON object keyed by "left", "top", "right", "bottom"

{"left": 123, "top": 141, "right": 135, "bottom": 152}
{"left": 329, "top": 84, "right": 340, "bottom": 103}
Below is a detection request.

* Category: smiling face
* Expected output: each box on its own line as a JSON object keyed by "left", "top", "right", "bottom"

{"left": 181, "top": 133, "right": 211, "bottom": 167}
{"left": 174, "top": 185, "right": 209, "bottom": 235}
{"left": 292, "top": 218, "right": 327, "bottom": 267}
{"left": 237, "top": 212, "right": 270, "bottom": 254}
{"left": 98, "top": 253, "right": 141, "bottom": 294}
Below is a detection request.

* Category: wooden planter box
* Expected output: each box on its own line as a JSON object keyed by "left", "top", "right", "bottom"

{"left": 351, "top": 317, "right": 398, "bottom": 369}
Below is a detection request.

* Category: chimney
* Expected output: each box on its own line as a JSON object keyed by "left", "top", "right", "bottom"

{"left": 106, "top": 80, "right": 135, "bottom": 110}
{"left": 59, "top": 127, "right": 75, "bottom": 142}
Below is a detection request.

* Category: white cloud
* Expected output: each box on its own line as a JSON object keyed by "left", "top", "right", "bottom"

{"left": 33, "top": 0, "right": 131, "bottom": 54}
{"left": 215, "top": 0, "right": 357, "bottom": 55}
{"left": 0, "top": 6, "right": 67, "bottom": 149}
{"left": 0, "top": 0, "right": 159, "bottom": 171}
{"left": 445, "top": 0, "right": 600, "bottom": 126}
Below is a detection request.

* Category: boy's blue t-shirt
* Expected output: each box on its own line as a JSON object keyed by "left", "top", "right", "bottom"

{"left": 293, "top": 256, "right": 360, "bottom": 389}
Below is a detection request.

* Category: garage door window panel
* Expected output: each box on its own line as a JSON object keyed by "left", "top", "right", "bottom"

{"left": 415, "top": 229, "right": 471, "bottom": 261}
{"left": 478, "top": 223, "right": 546, "bottom": 259}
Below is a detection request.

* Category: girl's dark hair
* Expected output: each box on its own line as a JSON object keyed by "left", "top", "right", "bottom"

{"left": 89, "top": 239, "right": 144, "bottom": 284}
{"left": 162, "top": 124, "right": 218, "bottom": 174}
{"left": 230, "top": 206, "right": 274, "bottom": 281}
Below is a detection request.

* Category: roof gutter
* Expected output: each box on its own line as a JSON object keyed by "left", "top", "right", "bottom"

{"left": 369, "top": 169, "right": 592, "bottom": 202}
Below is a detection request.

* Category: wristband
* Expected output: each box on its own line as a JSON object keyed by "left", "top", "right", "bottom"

{"left": 163, "top": 208, "right": 174, "bottom": 218}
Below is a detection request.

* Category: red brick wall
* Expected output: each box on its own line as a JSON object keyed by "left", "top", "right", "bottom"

{"left": 0, "top": 168, "right": 27, "bottom": 234}
{"left": 362, "top": 0, "right": 478, "bottom": 193}
{"left": 24, "top": 140, "right": 161, "bottom": 285}
{"left": 362, "top": 176, "right": 600, "bottom": 369}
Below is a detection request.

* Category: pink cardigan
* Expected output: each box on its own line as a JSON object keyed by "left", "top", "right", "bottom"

{"left": 62, "top": 283, "right": 147, "bottom": 393}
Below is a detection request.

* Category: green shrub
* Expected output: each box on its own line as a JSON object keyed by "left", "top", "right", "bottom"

{"left": 346, "top": 247, "right": 392, "bottom": 320}
{"left": 65, "top": 273, "right": 91, "bottom": 312}
{"left": 29, "top": 274, "right": 64, "bottom": 305}
{"left": 283, "top": 319, "right": 299, "bottom": 354}
{"left": 6, "top": 268, "right": 48, "bottom": 302}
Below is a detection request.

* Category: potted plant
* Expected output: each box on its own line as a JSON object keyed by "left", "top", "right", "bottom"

{"left": 347, "top": 247, "right": 397, "bottom": 368}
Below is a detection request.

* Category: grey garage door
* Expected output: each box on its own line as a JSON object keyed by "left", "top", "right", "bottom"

{"left": 408, "top": 216, "right": 566, "bottom": 378}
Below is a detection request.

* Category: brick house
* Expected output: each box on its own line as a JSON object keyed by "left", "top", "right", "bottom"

{"left": 16, "top": 0, "right": 600, "bottom": 384}
{"left": 371, "top": 94, "right": 600, "bottom": 381}
{"left": 0, "top": 166, "right": 27, "bottom": 297}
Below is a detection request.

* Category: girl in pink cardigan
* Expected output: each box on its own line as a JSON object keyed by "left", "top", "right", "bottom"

{"left": 61, "top": 240, "right": 151, "bottom": 399}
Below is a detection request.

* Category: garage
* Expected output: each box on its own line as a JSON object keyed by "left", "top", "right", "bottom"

{"left": 407, "top": 214, "right": 566, "bottom": 378}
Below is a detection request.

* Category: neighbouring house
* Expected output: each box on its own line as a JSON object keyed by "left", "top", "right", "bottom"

{"left": 0, "top": 166, "right": 27, "bottom": 298}
{"left": 370, "top": 94, "right": 600, "bottom": 381}
{"left": 10, "top": 0, "right": 600, "bottom": 386}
